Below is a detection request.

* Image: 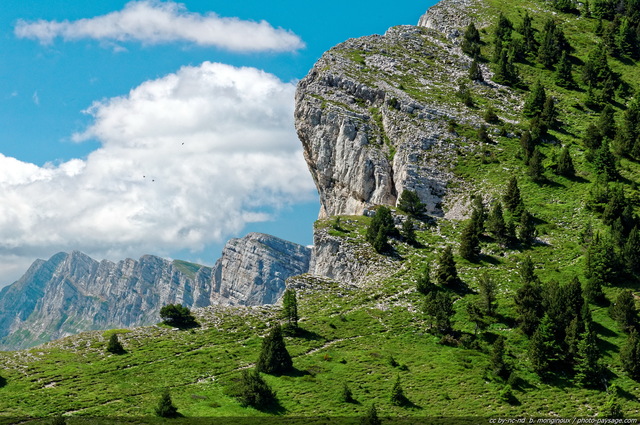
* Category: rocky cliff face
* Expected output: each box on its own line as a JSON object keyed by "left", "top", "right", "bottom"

{"left": 211, "top": 233, "right": 312, "bottom": 306}
{"left": 294, "top": 0, "right": 518, "bottom": 220}
{"left": 0, "top": 233, "right": 311, "bottom": 350}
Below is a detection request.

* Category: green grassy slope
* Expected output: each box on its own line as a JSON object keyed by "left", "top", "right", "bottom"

{"left": 2, "top": 0, "right": 640, "bottom": 422}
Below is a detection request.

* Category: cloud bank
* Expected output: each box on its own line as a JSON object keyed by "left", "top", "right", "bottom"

{"left": 0, "top": 62, "right": 315, "bottom": 284}
{"left": 14, "top": 0, "right": 304, "bottom": 52}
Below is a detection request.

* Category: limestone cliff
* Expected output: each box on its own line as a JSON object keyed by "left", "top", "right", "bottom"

{"left": 295, "top": 0, "right": 518, "bottom": 220}
{"left": 0, "top": 233, "right": 311, "bottom": 350}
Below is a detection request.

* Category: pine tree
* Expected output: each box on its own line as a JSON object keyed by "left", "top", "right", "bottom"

{"left": 340, "top": 383, "right": 356, "bottom": 403}
{"left": 470, "top": 195, "right": 486, "bottom": 238}
{"left": 469, "top": 58, "right": 483, "bottom": 81}
{"left": 529, "top": 314, "right": 560, "bottom": 376}
{"left": 523, "top": 81, "right": 547, "bottom": 117}
{"left": 366, "top": 206, "right": 395, "bottom": 253}
{"left": 397, "top": 190, "right": 426, "bottom": 218}
{"left": 477, "top": 125, "right": 492, "bottom": 144}
{"left": 528, "top": 148, "right": 545, "bottom": 182}
{"left": 503, "top": 177, "right": 525, "bottom": 218}
{"left": 433, "top": 291, "right": 455, "bottom": 334}
{"left": 519, "top": 255, "right": 539, "bottom": 286}
{"left": 600, "top": 385, "right": 624, "bottom": 419}
{"left": 360, "top": 404, "right": 382, "bottom": 425}
{"left": 598, "top": 105, "right": 617, "bottom": 140}
{"left": 461, "top": 22, "right": 482, "bottom": 58}
{"left": 554, "top": 51, "right": 575, "bottom": 88}
{"left": 520, "top": 130, "right": 535, "bottom": 162}
{"left": 390, "top": 375, "right": 408, "bottom": 406}
{"left": 490, "top": 335, "right": 509, "bottom": 379}
{"left": 518, "top": 209, "right": 537, "bottom": 245}
{"left": 620, "top": 330, "right": 640, "bottom": 380}
{"left": 234, "top": 369, "right": 277, "bottom": 410}
{"left": 487, "top": 201, "right": 508, "bottom": 246}
{"left": 416, "top": 264, "right": 435, "bottom": 296}
{"left": 517, "top": 12, "right": 537, "bottom": 55}
{"left": 515, "top": 258, "right": 543, "bottom": 335}
{"left": 556, "top": 146, "right": 575, "bottom": 177}
{"left": 478, "top": 272, "right": 497, "bottom": 316}
{"left": 529, "top": 116, "right": 548, "bottom": 144}
{"left": 401, "top": 217, "right": 417, "bottom": 246}
{"left": 484, "top": 106, "right": 499, "bottom": 124}
{"left": 541, "top": 96, "right": 558, "bottom": 129}
{"left": 583, "top": 123, "right": 603, "bottom": 152}
{"left": 537, "top": 19, "right": 568, "bottom": 68}
{"left": 435, "top": 245, "right": 458, "bottom": 287}
{"left": 610, "top": 290, "right": 638, "bottom": 333}
{"left": 459, "top": 219, "right": 480, "bottom": 261}
{"left": 623, "top": 225, "right": 640, "bottom": 275}
{"left": 256, "top": 324, "right": 293, "bottom": 375}
{"left": 493, "top": 48, "right": 519, "bottom": 86}
{"left": 155, "top": 390, "right": 178, "bottom": 418}
{"left": 106, "top": 333, "right": 125, "bottom": 355}
{"left": 282, "top": 288, "right": 299, "bottom": 331}
{"left": 574, "top": 321, "right": 604, "bottom": 387}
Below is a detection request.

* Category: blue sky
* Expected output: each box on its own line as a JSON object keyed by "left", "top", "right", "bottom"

{"left": 0, "top": 0, "right": 435, "bottom": 285}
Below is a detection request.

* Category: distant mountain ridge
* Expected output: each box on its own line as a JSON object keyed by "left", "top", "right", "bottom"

{"left": 0, "top": 232, "right": 311, "bottom": 350}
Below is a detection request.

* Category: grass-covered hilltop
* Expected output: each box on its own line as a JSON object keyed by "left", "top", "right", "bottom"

{"left": 3, "top": 0, "right": 640, "bottom": 422}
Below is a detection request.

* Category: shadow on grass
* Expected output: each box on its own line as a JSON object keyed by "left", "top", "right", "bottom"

{"left": 291, "top": 328, "right": 323, "bottom": 341}
{"left": 593, "top": 320, "right": 618, "bottom": 338}
{"left": 0, "top": 375, "right": 6, "bottom": 388}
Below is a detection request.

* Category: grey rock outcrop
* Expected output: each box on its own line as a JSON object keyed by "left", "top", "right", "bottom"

{"left": 0, "top": 233, "right": 311, "bottom": 350}
{"left": 211, "top": 232, "right": 312, "bottom": 306}
{"left": 294, "top": 0, "right": 519, "bottom": 221}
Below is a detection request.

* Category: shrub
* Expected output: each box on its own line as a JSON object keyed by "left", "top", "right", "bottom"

{"left": 159, "top": 304, "right": 197, "bottom": 328}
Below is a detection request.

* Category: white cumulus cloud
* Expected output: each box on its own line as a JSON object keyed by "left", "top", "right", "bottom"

{"left": 14, "top": 0, "right": 305, "bottom": 52}
{"left": 0, "top": 62, "right": 315, "bottom": 285}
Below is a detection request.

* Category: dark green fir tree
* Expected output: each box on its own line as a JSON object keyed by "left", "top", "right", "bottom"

{"left": 256, "top": 324, "right": 293, "bottom": 375}
{"left": 435, "top": 245, "right": 458, "bottom": 287}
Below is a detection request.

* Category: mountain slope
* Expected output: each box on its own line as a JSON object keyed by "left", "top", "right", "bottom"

{"left": 2, "top": 0, "right": 640, "bottom": 420}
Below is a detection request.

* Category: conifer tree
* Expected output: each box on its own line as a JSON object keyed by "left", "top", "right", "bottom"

{"left": 234, "top": 369, "right": 277, "bottom": 410}
{"left": 583, "top": 123, "right": 603, "bottom": 152}
{"left": 490, "top": 335, "right": 509, "bottom": 379}
{"left": 519, "top": 255, "right": 539, "bottom": 286}
{"left": 282, "top": 288, "right": 299, "bottom": 331}
{"left": 360, "top": 404, "right": 382, "bottom": 425}
{"left": 529, "top": 314, "right": 560, "bottom": 376}
{"left": 366, "top": 206, "right": 395, "bottom": 253}
{"left": 478, "top": 272, "right": 497, "bottom": 316}
{"left": 523, "top": 81, "right": 547, "bottom": 117}
{"left": 416, "top": 264, "right": 435, "bottom": 296}
{"left": 620, "top": 330, "right": 640, "bottom": 380}
{"left": 106, "top": 333, "right": 125, "bottom": 355}
{"left": 484, "top": 106, "right": 499, "bottom": 124}
{"left": 554, "top": 51, "right": 575, "bottom": 88}
{"left": 390, "top": 375, "right": 408, "bottom": 406}
{"left": 528, "top": 148, "right": 545, "bottom": 182}
{"left": 598, "top": 105, "right": 617, "bottom": 141}
{"left": 435, "top": 245, "right": 458, "bottom": 287}
{"left": 469, "top": 59, "right": 483, "bottom": 82}
{"left": 493, "top": 48, "right": 519, "bottom": 86}
{"left": 340, "top": 383, "right": 356, "bottom": 403}
{"left": 503, "top": 177, "right": 525, "bottom": 218}
{"left": 574, "top": 321, "right": 604, "bottom": 387}
{"left": 515, "top": 257, "right": 543, "bottom": 335}
{"left": 256, "top": 324, "right": 293, "bottom": 375}
{"left": 541, "top": 96, "right": 558, "bottom": 129}
{"left": 556, "top": 145, "right": 575, "bottom": 177}
{"left": 470, "top": 195, "right": 486, "bottom": 238}
{"left": 487, "top": 201, "right": 508, "bottom": 246}
{"left": 155, "top": 390, "right": 178, "bottom": 418}
{"left": 397, "top": 190, "right": 426, "bottom": 218}
{"left": 517, "top": 12, "right": 537, "bottom": 55}
{"left": 520, "top": 130, "right": 535, "bottom": 162}
{"left": 610, "top": 290, "right": 638, "bottom": 333}
{"left": 433, "top": 291, "right": 455, "bottom": 334}
{"left": 459, "top": 219, "right": 480, "bottom": 261}
{"left": 623, "top": 225, "right": 640, "bottom": 275}
{"left": 600, "top": 385, "right": 624, "bottom": 419}
{"left": 461, "top": 22, "right": 482, "bottom": 58}
{"left": 518, "top": 210, "right": 537, "bottom": 245}
{"left": 537, "top": 19, "right": 568, "bottom": 68}
{"left": 401, "top": 217, "right": 417, "bottom": 246}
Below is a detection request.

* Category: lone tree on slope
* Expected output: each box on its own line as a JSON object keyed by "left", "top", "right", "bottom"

{"left": 256, "top": 324, "right": 293, "bottom": 375}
